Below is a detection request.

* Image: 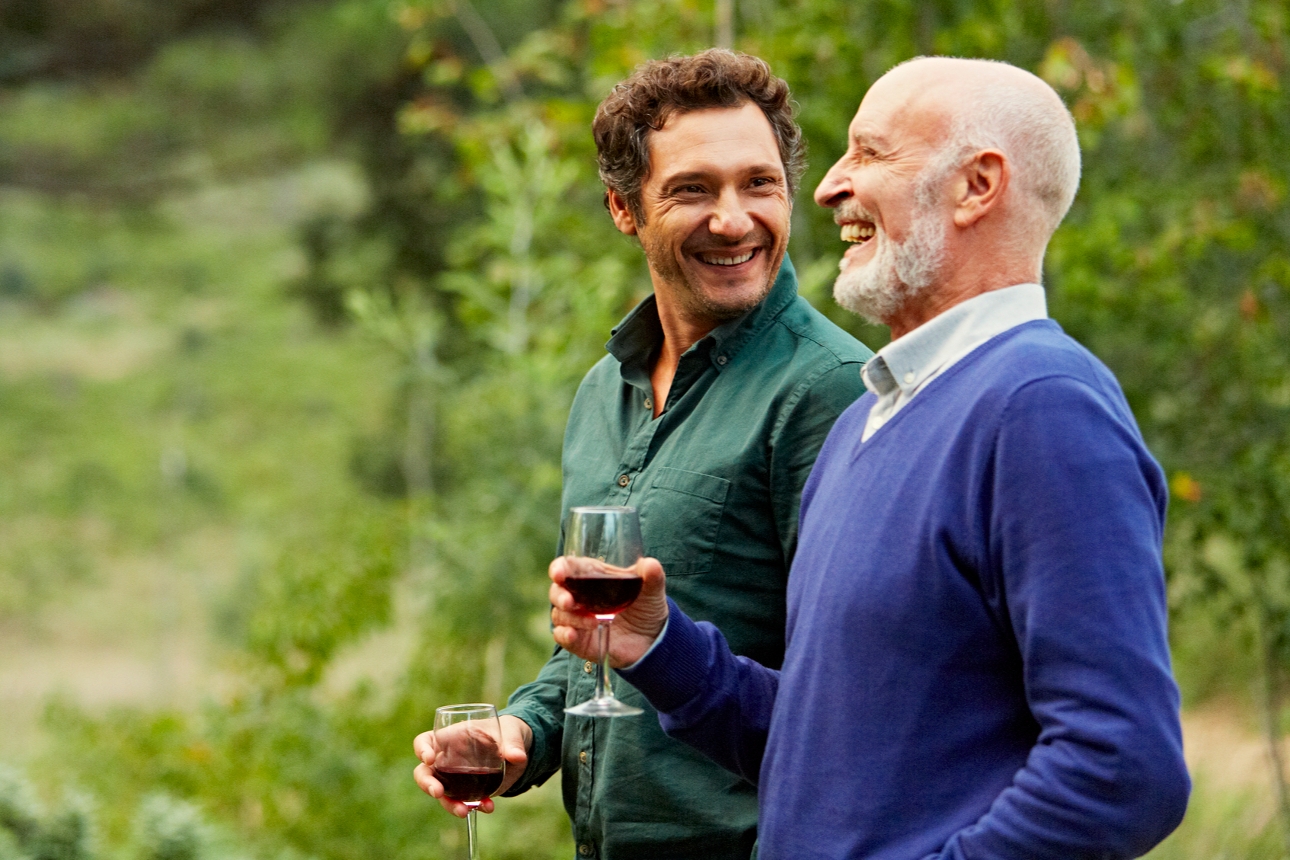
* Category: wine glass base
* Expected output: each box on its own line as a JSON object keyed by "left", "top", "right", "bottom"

{"left": 566, "top": 696, "right": 644, "bottom": 718}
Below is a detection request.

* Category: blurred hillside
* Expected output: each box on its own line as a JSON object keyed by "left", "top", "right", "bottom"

{"left": 0, "top": 1, "right": 1288, "bottom": 859}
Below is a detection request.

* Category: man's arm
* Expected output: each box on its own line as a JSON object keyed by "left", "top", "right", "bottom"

{"left": 494, "top": 647, "right": 571, "bottom": 796}
{"left": 769, "top": 360, "right": 867, "bottom": 563}
{"left": 937, "top": 374, "right": 1190, "bottom": 858}
{"left": 550, "top": 558, "right": 780, "bottom": 785}
{"left": 622, "top": 600, "right": 779, "bottom": 784}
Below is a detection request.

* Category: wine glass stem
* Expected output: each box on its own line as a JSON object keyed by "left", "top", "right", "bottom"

{"left": 594, "top": 617, "right": 614, "bottom": 700}
{"left": 466, "top": 806, "right": 480, "bottom": 860}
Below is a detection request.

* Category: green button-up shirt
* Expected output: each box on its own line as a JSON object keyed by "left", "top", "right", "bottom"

{"left": 501, "top": 259, "right": 871, "bottom": 860}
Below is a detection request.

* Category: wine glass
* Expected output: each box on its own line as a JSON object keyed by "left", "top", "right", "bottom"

{"left": 433, "top": 703, "right": 505, "bottom": 860}
{"left": 563, "top": 505, "right": 645, "bottom": 718}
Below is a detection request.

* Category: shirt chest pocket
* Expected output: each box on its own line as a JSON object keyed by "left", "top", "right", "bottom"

{"left": 639, "top": 467, "right": 730, "bottom": 577}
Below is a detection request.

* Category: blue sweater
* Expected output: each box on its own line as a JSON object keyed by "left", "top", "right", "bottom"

{"left": 621, "top": 321, "right": 1190, "bottom": 859}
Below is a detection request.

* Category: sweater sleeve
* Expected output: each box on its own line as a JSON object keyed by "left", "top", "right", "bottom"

{"left": 935, "top": 374, "right": 1190, "bottom": 859}
{"left": 618, "top": 597, "right": 780, "bottom": 785}
{"left": 497, "top": 645, "right": 569, "bottom": 795}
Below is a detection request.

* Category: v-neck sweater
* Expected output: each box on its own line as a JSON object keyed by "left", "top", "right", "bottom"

{"left": 621, "top": 319, "right": 1189, "bottom": 859}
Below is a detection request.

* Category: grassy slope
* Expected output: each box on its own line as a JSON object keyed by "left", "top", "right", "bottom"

{"left": 0, "top": 163, "right": 387, "bottom": 756}
{"left": 0, "top": 163, "right": 573, "bottom": 859}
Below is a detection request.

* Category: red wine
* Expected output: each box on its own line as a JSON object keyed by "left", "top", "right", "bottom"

{"left": 565, "top": 574, "right": 643, "bottom": 615}
{"left": 438, "top": 767, "right": 503, "bottom": 802}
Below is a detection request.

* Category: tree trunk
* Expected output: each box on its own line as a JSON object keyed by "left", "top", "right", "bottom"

{"left": 1256, "top": 606, "right": 1290, "bottom": 856}
{"left": 715, "top": 0, "right": 734, "bottom": 48}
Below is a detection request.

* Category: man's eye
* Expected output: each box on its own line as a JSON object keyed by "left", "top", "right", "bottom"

{"left": 750, "top": 177, "right": 777, "bottom": 188}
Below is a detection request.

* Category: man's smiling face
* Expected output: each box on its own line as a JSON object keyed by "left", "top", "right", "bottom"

{"left": 812, "top": 71, "right": 954, "bottom": 324}
{"left": 611, "top": 102, "right": 791, "bottom": 329}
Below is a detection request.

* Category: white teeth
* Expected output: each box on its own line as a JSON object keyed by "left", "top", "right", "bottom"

{"left": 840, "top": 223, "right": 876, "bottom": 243}
{"left": 701, "top": 250, "right": 755, "bottom": 266}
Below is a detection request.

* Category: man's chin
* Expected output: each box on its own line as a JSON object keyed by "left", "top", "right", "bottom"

{"left": 833, "top": 267, "right": 904, "bottom": 326}
{"left": 685, "top": 266, "right": 777, "bottom": 315}
{"left": 692, "top": 280, "right": 774, "bottom": 321}
{"left": 699, "top": 292, "right": 769, "bottom": 321}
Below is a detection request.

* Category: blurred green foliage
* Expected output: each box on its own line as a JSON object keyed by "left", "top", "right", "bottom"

{"left": 0, "top": 0, "right": 1287, "bottom": 858}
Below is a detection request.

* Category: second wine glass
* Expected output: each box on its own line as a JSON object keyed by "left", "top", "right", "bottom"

{"left": 433, "top": 703, "right": 505, "bottom": 860}
{"left": 563, "top": 505, "right": 645, "bottom": 718}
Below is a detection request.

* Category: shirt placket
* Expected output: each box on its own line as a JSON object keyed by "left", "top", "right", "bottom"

{"left": 572, "top": 384, "right": 659, "bottom": 858}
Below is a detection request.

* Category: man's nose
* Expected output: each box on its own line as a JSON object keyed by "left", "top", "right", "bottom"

{"left": 709, "top": 189, "right": 755, "bottom": 238}
{"left": 814, "top": 160, "right": 850, "bottom": 208}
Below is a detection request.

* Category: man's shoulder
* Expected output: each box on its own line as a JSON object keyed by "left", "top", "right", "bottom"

{"left": 946, "top": 320, "right": 1138, "bottom": 434}
{"left": 575, "top": 350, "right": 623, "bottom": 386}
{"left": 969, "top": 320, "right": 1118, "bottom": 391}
{"left": 769, "top": 295, "right": 875, "bottom": 368}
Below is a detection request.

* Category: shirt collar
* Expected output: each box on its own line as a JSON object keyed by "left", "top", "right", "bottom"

{"left": 862, "top": 283, "right": 1047, "bottom": 397}
{"left": 606, "top": 255, "right": 801, "bottom": 387}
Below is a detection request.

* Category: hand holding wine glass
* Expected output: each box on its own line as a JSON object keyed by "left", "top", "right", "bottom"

{"left": 417, "top": 704, "right": 506, "bottom": 860}
{"left": 550, "top": 554, "right": 669, "bottom": 672}
{"left": 413, "top": 715, "right": 531, "bottom": 817}
{"left": 559, "top": 506, "right": 654, "bottom": 717}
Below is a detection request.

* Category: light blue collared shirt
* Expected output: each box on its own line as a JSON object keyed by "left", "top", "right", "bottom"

{"left": 861, "top": 283, "right": 1048, "bottom": 441}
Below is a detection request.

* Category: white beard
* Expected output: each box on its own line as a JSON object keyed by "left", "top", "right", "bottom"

{"left": 832, "top": 175, "right": 950, "bottom": 326}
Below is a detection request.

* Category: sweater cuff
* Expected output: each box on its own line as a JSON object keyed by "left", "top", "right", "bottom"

{"left": 618, "top": 597, "right": 712, "bottom": 714}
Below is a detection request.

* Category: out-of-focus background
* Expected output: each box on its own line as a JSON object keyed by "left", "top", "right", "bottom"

{"left": 0, "top": 0, "right": 1286, "bottom": 857}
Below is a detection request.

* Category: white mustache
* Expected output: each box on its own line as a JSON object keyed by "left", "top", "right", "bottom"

{"left": 834, "top": 202, "right": 877, "bottom": 226}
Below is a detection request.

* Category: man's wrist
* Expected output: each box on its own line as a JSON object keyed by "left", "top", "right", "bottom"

{"left": 620, "top": 618, "right": 670, "bottom": 670}
{"left": 618, "top": 598, "right": 713, "bottom": 714}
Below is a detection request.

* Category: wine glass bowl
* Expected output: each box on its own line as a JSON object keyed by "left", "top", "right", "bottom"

{"left": 433, "top": 703, "right": 505, "bottom": 859}
{"left": 563, "top": 506, "right": 645, "bottom": 718}
{"left": 562, "top": 560, "right": 644, "bottom": 617}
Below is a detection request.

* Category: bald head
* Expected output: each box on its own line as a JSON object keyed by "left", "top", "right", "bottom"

{"left": 879, "top": 57, "right": 1082, "bottom": 241}
{"left": 813, "top": 56, "right": 1083, "bottom": 333}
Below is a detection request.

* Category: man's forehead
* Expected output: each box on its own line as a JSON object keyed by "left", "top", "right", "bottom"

{"left": 654, "top": 102, "right": 769, "bottom": 136}
{"left": 647, "top": 103, "right": 784, "bottom": 171}
{"left": 849, "top": 81, "right": 947, "bottom": 150}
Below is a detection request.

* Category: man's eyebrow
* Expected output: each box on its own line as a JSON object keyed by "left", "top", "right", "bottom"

{"left": 659, "top": 163, "right": 785, "bottom": 186}
{"left": 852, "top": 131, "right": 884, "bottom": 149}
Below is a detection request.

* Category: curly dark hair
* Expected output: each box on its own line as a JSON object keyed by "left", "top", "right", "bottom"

{"left": 593, "top": 48, "right": 806, "bottom": 223}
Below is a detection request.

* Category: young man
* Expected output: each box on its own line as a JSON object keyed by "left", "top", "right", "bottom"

{"left": 416, "top": 50, "right": 871, "bottom": 859}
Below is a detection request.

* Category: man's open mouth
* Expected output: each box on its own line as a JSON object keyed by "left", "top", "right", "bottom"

{"left": 840, "top": 222, "right": 876, "bottom": 244}
{"left": 698, "top": 249, "right": 757, "bottom": 266}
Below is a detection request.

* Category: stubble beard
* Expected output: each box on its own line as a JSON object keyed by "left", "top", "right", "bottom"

{"left": 641, "top": 230, "right": 785, "bottom": 325}
{"left": 832, "top": 170, "right": 951, "bottom": 326}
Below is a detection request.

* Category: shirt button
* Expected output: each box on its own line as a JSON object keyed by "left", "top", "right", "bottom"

{"left": 643, "top": 397, "right": 653, "bottom": 409}
{"left": 579, "top": 750, "right": 588, "bottom": 764}
{"left": 903, "top": 371, "right": 915, "bottom": 384}
{"left": 583, "top": 660, "right": 594, "bottom": 673}
{"left": 715, "top": 355, "right": 728, "bottom": 365}
{"left": 617, "top": 474, "right": 630, "bottom": 487}
{"left": 578, "top": 844, "right": 593, "bottom": 856}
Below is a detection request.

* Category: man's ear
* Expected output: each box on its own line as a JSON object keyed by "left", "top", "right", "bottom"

{"left": 607, "top": 189, "right": 639, "bottom": 236}
{"left": 952, "top": 150, "right": 1008, "bottom": 228}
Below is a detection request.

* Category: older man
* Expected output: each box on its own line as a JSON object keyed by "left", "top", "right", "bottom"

{"left": 414, "top": 50, "right": 870, "bottom": 859}
{"left": 551, "top": 57, "right": 1190, "bottom": 859}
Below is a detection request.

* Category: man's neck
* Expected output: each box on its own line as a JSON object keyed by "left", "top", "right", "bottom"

{"left": 648, "top": 297, "right": 718, "bottom": 418}
{"left": 887, "top": 266, "right": 1040, "bottom": 341}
